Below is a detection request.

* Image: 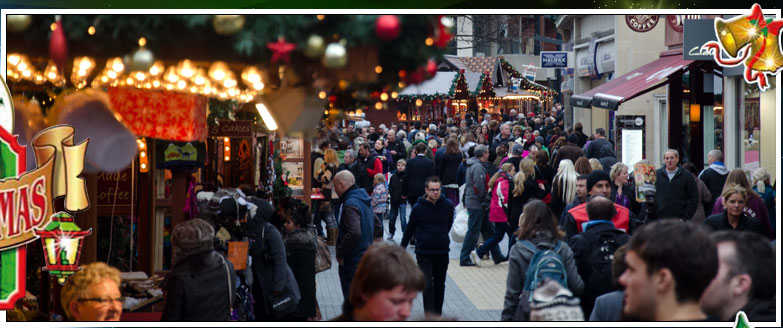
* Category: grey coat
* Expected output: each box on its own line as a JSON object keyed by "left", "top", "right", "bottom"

{"left": 464, "top": 157, "right": 488, "bottom": 210}
{"left": 501, "top": 230, "right": 584, "bottom": 321}
{"left": 589, "top": 290, "right": 624, "bottom": 321}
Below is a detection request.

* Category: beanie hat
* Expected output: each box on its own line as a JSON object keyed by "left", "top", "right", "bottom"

{"left": 529, "top": 280, "right": 584, "bottom": 321}
{"left": 586, "top": 170, "right": 611, "bottom": 192}
{"left": 172, "top": 218, "right": 215, "bottom": 266}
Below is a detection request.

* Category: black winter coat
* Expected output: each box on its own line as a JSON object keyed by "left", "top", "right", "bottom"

{"left": 284, "top": 228, "right": 317, "bottom": 319}
{"left": 438, "top": 152, "right": 464, "bottom": 185}
{"left": 338, "top": 161, "right": 373, "bottom": 195}
{"left": 248, "top": 220, "right": 301, "bottom": 318}
{"left": 508, "top": 177, "right": 547, "bottom": 227}
{"left": 389, "top": 171, "right": 406, "bottom": 205}
{"left": 161, "top": 251, "right": 236, "bottom": 321}
{"left": 401, "top": 196, "right": 455, "bottom": 255}
{"left": 655, "top": 167, "right": 698, "bottom": 220}
{"left": 403, "top": 155, "right": 434, "bottom": 205}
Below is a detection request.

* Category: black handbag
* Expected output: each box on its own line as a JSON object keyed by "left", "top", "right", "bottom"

{"left": 271, "top": 292, "right": 297, "bottom": 319}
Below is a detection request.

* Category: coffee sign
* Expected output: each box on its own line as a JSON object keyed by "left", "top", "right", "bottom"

{"left": 209, "top": 120, "right": 253, "bottom": 137}
{"left": 626, "top": 15, "right": 660, "bottom": 32}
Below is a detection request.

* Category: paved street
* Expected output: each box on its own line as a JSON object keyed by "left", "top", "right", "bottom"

{"left": 316, "top": 211, "right": 511, "bottom": 321}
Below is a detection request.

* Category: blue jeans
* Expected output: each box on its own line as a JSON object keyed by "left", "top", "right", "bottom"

{"left": 388, "top": 202, "right": 407, "bottom": 236}
{"left": 477, "top": 222, "right": 513, "bottom": 259}
{"left": 460, "top": 208, "right": 503, "bottom": 264}
{"left": 338, "top": 258, "right": 360, "bottom": 299}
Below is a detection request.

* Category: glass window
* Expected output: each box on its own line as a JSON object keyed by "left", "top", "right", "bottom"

{"left": 742, "top": 83, "right": 761, "bottom": 169}
{"left": 703, "top": 71, "right": 724, "bottom": 167}
{"left": 680, "top": 71, "right": 691, "bottom": 164}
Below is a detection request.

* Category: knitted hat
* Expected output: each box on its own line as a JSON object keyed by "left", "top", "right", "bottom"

{"left": 586, "top": 170, "right": 611, "bottom": 192}
{"left": 172, "top": 218, "right": 214, "bottom": 266}
{"left": 535, "top": 136, "right": 545, "bottom": 144}
{"left": 511, "top": 143, "right": 524, "bottom": 156}
{"left": 529, "top": 280, "right": 584, "bottom": 321}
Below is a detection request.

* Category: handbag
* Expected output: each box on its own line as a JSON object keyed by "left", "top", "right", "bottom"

{"left": 271, "top": 290, "right": 298, "bottom": 319}
{"left": 314, "top": 234, "right": 332, "bottom": 273}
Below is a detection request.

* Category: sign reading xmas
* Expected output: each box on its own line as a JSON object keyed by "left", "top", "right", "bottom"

{"left": 1, "top": 77, "right": 91, "bottom": 310}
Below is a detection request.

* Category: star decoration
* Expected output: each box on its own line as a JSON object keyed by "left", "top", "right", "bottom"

{"left": 267, "top": 36, "right": 296, "bottom": 64}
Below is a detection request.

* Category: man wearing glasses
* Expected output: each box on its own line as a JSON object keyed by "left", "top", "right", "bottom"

{"left": 60, "top": 262, "right": 123, "bottom": 321}
{"left": 400, "top": 176, "right": 455, "bottom": 316}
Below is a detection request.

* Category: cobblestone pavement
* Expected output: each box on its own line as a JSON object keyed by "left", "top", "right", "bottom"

{"left": 316, "top": 210, "right": 511, "bottom": 321}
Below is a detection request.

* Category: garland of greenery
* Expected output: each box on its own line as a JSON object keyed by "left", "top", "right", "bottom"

{"left": 499, "top": 58, "right": 557, "bottom": 95}
{"left": 272, "top": 147, "right": 292, "bottom": 202}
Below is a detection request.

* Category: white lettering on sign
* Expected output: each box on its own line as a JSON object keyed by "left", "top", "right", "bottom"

{"left": 645, "top": 65, "right": 684, "bottom": 83}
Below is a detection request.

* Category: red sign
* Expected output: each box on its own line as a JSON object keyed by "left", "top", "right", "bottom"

{"left": 209, "top": 120, "right": 253, "bottom": 137}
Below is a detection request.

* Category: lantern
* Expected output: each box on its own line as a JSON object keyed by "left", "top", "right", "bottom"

{"left": 34, "top": 212, "right": 92, "bottom": 284}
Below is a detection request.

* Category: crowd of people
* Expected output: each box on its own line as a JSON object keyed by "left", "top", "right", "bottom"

{"left": 50, "top": 104, "right": 776, "bottom": 322}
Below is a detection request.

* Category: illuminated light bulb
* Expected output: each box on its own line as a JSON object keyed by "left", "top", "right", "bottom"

{"left": 398, "top": 82, "right": 406, "bottom": 88}
{"left": 224, "top": 146, "right": 230, "bottom": 152}
{"left": 208, "top": 61, "right": 229, "bottom": 81}
{"left": 319, "top": 91, "right": 327, "bottom": 99}
{"left": 135, "top": 71, "right": 147, "bottom": 81}
{"left": 241, "top": 66, "right": 262, "bottom": 87}
{"left": 141, "top": 163, "right": 147, "bottom": 169}
{"left": 190, "top": 86, "right": 198, "bottom": 94}
{"left": 177, "top": 80, "right": 187, "bottom": 89}
{"left": 111, "top": 57, "right": 125, "bottom": 72}
{"left": 50, "top": 22, "right": 57, "bottom": 31}
{"left": 8, "top": 54, "right": 20, "bottom": 66}
{"left": 228, "top": 88, "right": 239, "bottom": 97}
{"left": 324, "top": 110, "right": 329, "bottom": 115}
{"left": 22, "top": 70, "right": 32, "bottom": 78}
{"left": 17, "top": 62, "right": 28, "bottom": 71}
{"left": 375, "top": 66, "right": 383, "bottom": 74}
{"left": 391, "top": 91, "right": 398, "bottom": 99}
{"left": 415, "top": 99, "right": 423, "bottom": 107}
{"left": 380, "top": 93, "right": 389, "bottom": 101}
{"left": 165, "top": 66, "right": 179, "bottom": 83}
{"left": 107, "top": 70, "right": 117, "bottom": 79}
{"left": 219, "top": 92, "right": 228, "bottom": 99}
{"left": 149, "top": 61, "right": 164, "bottom": 76}
{"left": 252, "top": 82, "right": 264, "bottom": 90}
{"left": 165, "top": 84, "right": 174, "bottom": 91}
{"left": 193, "top": 74, "right": 207, "bottom": 86}
{"left": 425, "top": 37, "right": 434, "bottom": 46}
{"left": 88, "top": 26, "right": 96, "bottom": 35}
{"left": 317, "top": 15, "right": 325, "bottom": 20}
{"left": 223, "top": 78, "right": 237, "bottom": 88}
{"left": 356, "top": 109, "right": 363, "bottom": 116}
{"left": 140, "top": 151, "right": 146, "bottom": 158}
{"left": 126, "top": 77, "right": 135, "bottom": 85}
{"left": 178, "top": 59, "right": 195, "bottom": 78}
{"left": 375, "top": 102, "right": 383, "bottom": 110}
{"left": 152, "top": 80, "right": 161, "bottom": 88}
{"left": 138, "top": 37, "right": 147, "bottom": 47}
{"left": 224, "top": 137, "right": 230, "bottom": 143}
{"left": 749, "top": 27, "right": 756, "bottom": 36}
{"left": 224, "top": 156, "right": 230, "bottom": 161}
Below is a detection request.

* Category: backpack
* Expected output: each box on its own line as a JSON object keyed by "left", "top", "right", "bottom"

{"left": 515, "top": 240, "right": 568, "bottom": 319}
{"left": 581, "top": 229, "right": 627, "bottom": 299}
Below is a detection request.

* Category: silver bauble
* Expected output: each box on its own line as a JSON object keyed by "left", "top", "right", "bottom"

{"left": 304, "top": 34, "right": 326, "bottom": 59}
{"left": 322, "top": 42, "right": 347, "bottom": 69}
{"left": 213, "top": 15, "right": 246, "bottom": 36}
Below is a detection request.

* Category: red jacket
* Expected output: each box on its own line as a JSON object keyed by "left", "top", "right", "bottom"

{"left": 568, "top": 202, "right": 630, "bottom": 233}
{"left": 366, "top": 157, "right": 383, "bottom": 180}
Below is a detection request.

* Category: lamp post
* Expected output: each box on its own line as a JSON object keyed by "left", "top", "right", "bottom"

{"left": 34, "top": 212, "right": 92, "bottom": 285}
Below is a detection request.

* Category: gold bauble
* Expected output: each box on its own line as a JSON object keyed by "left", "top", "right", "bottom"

{"left": 322, "top": 42, "right": 347, "bottom": 69}
{"left": 213, "top": 15, "right": 246, "bottom": 36}
{"left": 304, "top": 34, "right": 326, "bottom": 59}
{"left": 7, "top": 15, "right": 33, "bottom": 33}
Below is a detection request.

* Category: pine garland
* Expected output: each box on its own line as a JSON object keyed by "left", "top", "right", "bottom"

{"left": 271, "top": 148, "right": 292, "bottom": 202}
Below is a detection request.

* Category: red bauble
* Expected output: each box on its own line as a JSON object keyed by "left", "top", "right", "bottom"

{"left": 426, "top": 60, "right": 437, "bottom": 78}
{"left": 375, "top": 15, "right": 401, "bottom": 41}
{"left": 49, "top": 20, "right": 68, "bottom": 73}
{"left": 405, "top": 70, "right": 424, "bottom": 85}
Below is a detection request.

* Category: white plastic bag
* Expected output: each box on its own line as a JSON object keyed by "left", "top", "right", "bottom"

{"left": 450, "top": 185, "right": 468, "bottom": 243}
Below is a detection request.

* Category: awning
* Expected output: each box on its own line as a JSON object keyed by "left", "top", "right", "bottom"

{"left": 571, "top": 52, "right": 693, "bottom": 110}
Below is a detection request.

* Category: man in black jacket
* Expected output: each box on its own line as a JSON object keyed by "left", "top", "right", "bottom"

{"left": 402, "top": 143, "right": 434, "bottom": 207}
{"left": 386, "top": 129, "right": 406, "bottom": 168}
{"left": 585, "top": 128, "right": 612, "bottom": 159}
{"left": 338, "top": 149, "right": 373, "bottom": 195}
{"left": 387, "top": 159, "right": 408, "bottom": 240}
{"left": 401, "top": 177, "right": 454, "bottom": 316}
{"left": 700, "top": 231, "right": 775, "bottom": 322}
{"left": 654, "top": 149, "right": 698, "bottom": 220}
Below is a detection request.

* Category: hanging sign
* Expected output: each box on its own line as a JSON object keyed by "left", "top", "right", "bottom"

{"left": 626, "top": 15, "right": 660, "bottom": 32}
{"left": 209, "top": 120, "right": 253, "bottom": 138}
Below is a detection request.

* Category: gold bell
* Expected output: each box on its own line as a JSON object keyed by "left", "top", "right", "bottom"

{"left": 715, "top": 15, "right": 783, "bottom": 73}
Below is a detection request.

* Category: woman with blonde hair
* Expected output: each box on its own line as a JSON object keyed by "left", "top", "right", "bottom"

{"left": 471, "top": 163, "right": 516, "bottom": 266}
{"left": 705, "top": 184, "right": 767, "bottom": 236}
{"left": 61, "top": 262, "right": 123, "bottom": 321}
{"left": 609, "top": 162, "right": 639, "bottom": 215}
{"left": 588, "top": 158, "right": 603, "bottom": 172}
{"left": 550, "top": 159, "right": 577, "bottom": 219}
{"left": 502, "top": 200, "right": 583, "bottom": 321}
{"left": 711, "top": 168, "right": 772, "bottom": 238}
{"left": 752, "top": 167, "right": 775, "bottom": 231}
{"left": 508, "top": 159, "right": 548, "bottom": 250}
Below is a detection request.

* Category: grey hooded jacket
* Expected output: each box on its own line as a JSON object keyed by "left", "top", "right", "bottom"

{"left": 464, "top": 157, "right": 488, "bottom": 210}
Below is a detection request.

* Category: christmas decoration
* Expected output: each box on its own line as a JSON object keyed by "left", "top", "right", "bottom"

{"left": 426, "top": 59, "right": 438, "bottom": 78}
{"left": 451, "top": 69, "right": 470, "bottom": 100}
{"left": 500, "top": 58, "right": 557, "bottom": 94}
{"left": 108, "top": 87, "right": 208, "bottom": 142}
{"left": 323, "top": 42, "right": 348, "bottom": 68}
{"left": 440, "top": 16, "right": 455, "bottom": 34}
{"left": 213, "top": 15, "right": 246, "bottom": 36}
{"left": 375, "top": 15, "right": 401, "bottom": 41}
{"left": 477, "top": 71, "right": 496, "bottom": 98}
{"left": 266, "top": 36, "right": 296, "bottom": 64}
{"left": 128, "top": 46, "right": 155, "bottom": 72}
{"left": 7, "top": 15, "right": 32, "bottom": 33}
{"left": 49, "top": 17, "right": 68, "bottom": 73}
{"left": 433, "top": 15, "right": 453, "bottom": 48}
{"left": 304, "top": 34, "right": 326, "bottom": 58}
{"left": 34, "top": 212, "right": 92, "bottom": 285}
{"left": 704, "top": 4, "right": 783, "bottom": 91}
{"left": 271, "top": 147, "right": 292, "bottom": 203}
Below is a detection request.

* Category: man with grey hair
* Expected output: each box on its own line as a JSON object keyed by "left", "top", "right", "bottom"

{"left": 386, "top": 128, "right": 406, "bottom": 166}
{"left": 492, "top": 122, "right": 513, "bottom": 150}
{"left": 460, "top": 145, "right": 503, "bottom": 266}
{"left": 333, "top": 170, "right": 379, "bottom": 298}
{"left": 699, "top": 149, "right": 729, "bottom": 210}
{"left": 655, "top": 149, "right": 698, "bottom": 220}
{"left": 338, "top": 149, "right": 373, "bottom": 195}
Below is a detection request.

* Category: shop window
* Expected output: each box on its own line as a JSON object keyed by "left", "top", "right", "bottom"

{"left": 742, "top": 83, "right": 761, "bottom": 169}
{"left": 702, "top": 72, "right": 724, "bottom": 166}
{"left": 97, "top": 215, "right": 138, "bottom": 272}
{"left": 680, "top": 71, "right": 692, "bottom": 164}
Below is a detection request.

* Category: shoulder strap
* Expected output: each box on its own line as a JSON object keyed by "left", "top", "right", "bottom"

{"left": 222, "top": 256, "right": 234, "bottom": 310}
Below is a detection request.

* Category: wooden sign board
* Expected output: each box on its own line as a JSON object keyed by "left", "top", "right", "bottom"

{"left": 209, "top": 120, "right": 253, "bottom": 138}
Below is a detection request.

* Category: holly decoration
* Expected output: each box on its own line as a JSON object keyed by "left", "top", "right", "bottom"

{"left": 266, "top": 36, "right": 296, "bottom": 64}
{"left": 375, "top": 15, "right": 401, "bottom": 41}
